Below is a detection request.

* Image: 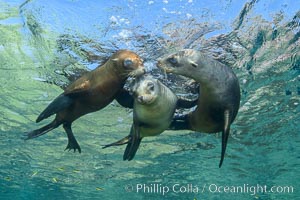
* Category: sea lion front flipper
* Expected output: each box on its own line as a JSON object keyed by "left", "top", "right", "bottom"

{"left": 63, "top": 77, "right": 91, "bottom": 97}
{"left": 219, "top": 109, "right": 231, "bottom": 168}
{"left": 176, "top": 97, "right": 198, "bottom": 109}
{"left": 36, "top": 94, "right": 73, "bottom": 123}
{"left": 102, "top": 135, "right": 131, "bottom": 149}
{"left": 123, "top": 124, "right": 142, "bottom": 161}
{"left": 63, "top": 123, "right": 81, "bottom": 153}
{"left": 115, "top": 89, "right": 134, "bottom": 108}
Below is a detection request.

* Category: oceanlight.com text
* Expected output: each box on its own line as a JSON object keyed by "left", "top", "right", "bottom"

{"left": 124, "top": 183, "right": 294, "bottom": 196}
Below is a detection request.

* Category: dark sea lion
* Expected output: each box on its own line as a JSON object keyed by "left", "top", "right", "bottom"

{"left": 157, "top": 49, "right": 240, "bottom": 167}
{"left": 25, "top": 50, "right": 145, "bottom": 153}
{"left": 103, "top": 75, "right": 180, "bottom": 160}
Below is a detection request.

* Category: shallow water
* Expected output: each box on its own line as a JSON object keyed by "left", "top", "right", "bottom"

{"left": 0, "top": 0, "right": 299, "bottom": 200}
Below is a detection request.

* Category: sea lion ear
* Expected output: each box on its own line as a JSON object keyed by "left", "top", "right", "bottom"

{"left": 111, "top": 58, "right": 119, "bottom": 63}
{"left": 124, "top": 58, "right": 133, "bottom": 68}
{"left": 189, "top": 60, "right": 198, "bottom": 68}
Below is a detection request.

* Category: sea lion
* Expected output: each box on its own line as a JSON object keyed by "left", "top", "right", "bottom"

{"left": 157, "top": 49, "right": 240, "bottom": 167}
{"left": 25, "top": 50, "right": 145, "bottom": 153}
{"left": 103, "top": 75, "right": 180, "bottom": 160}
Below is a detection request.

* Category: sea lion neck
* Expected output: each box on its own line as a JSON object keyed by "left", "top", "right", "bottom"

{"left": 104, "top": 59, "right": 128, "bottom": 81}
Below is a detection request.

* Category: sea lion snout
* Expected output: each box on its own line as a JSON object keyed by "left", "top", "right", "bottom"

{"left": 156, "top": 59, "right": 173, "bottom": 73}
{"left": 157, "top": 60, "right": 162, "bottom": 67}
{"left": 156, "top": 59, "right": 165, "bottom": 69}
{"left": 137, "top": 95, "right": 144, "bottom": 103}
{"left": 130, "top": 67, "right": 146, "bottom": 77}
{"left": 136, "top": 94, "right": 155, "bottom": 104}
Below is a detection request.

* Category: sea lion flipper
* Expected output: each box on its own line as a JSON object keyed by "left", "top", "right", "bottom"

{"left": 63, "top": 78, "right": 91, "bottom": 96}
{"left": 63, "top": 123, "right": 81, "bottom": 153}
{"left": 123, "top": 124, "right": 142, "bottom": 161}
{"left": 36, "top": 94, "right": 73, "bottom": 123}
{"left": 115, "top": 89, "right": 134, "bottom": 108}
{"left": 102, "top": 135, "right": 131, "bottom": 149}
{"left": 219, "top": 110, "right": 231, "bottom": 168}
{"left": 23, "top": 120, "right": 60, "bottom": 140}
{"left": 176, "top": 97, "right": 198, "bottom": 109}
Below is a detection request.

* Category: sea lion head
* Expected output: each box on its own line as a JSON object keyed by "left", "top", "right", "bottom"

{"left": 110, "top": 50, "right": 145, "bottom": 78}
{"left": 131, "top": 75, "right": 159, "bottom": 105}
{"left": 157, "top": 49, "right": 202, "bottom": 78}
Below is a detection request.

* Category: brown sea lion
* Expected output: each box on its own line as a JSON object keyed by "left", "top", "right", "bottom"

{"left": 25, "top": 50, "right": 145, "bottom": 153}
{"left": 103, "top": 75, "right": 183, "bottom": 160}
{"left": 157, "top": 49, "right": 240, "bottom": 167}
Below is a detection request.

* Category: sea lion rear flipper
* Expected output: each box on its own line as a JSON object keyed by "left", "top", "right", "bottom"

{"left": 23, "top": 120, "right": 60, "bottom": 140}
{"left": 36, "top": 94, "right": 73, "bottom": 123}
{"left": 102, "top": 135, "right": 131, "bottom": 149}
{"left": 115, "top": 89, "right": 134, "bottom": 108}
{"left": 63, "top": 123, "right": 81, "bottom": 153}
{"left": 123, "top": 124, "right": 142, "bottom": 161}
{"left": 176, "top": 97, "right": 198, "bottom": 109}
{"left": 219, "top": 109, "right": 231, "bottom": 168}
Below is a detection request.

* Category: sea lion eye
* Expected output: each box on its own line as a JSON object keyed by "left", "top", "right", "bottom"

{"left": 147, "top": 82, "right": 155, "bottom": 91}
{"left": 167, "top": 57, "right": 177, "bottom": 65}
{"left": 124, "top": 59, "right": 133, "bottom": 68}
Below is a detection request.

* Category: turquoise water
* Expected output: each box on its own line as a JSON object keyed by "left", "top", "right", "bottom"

{"left": 0, "top": 0, "right": 299, "bottom": 199}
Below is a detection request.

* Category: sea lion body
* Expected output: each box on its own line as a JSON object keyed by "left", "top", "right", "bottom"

{"left": 157, "top": 49, "right": 240, "bottom": 167}
{"left": 25, "top": 50, "right": 145, "bottom": 152}
{"left": 55, "top": 60, "right": 130, "bottom": 122}
{"left": 103, "top": 75, "right": 178, "bottom": 160}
